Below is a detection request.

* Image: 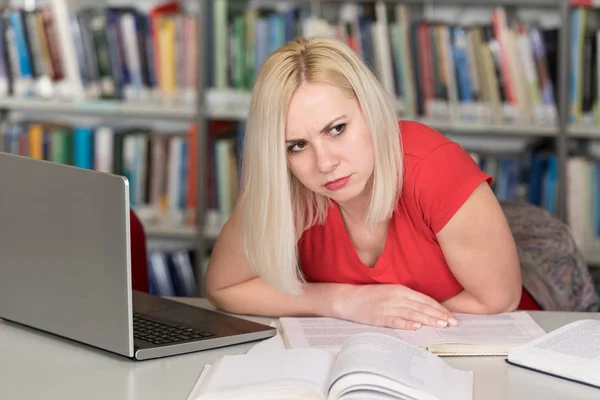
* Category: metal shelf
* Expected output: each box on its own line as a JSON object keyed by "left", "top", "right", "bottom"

{"left": 143, "top": 222, "right": 221, "bottom": 242}
{"left": 585, "top": 251, "right": 600, "bottom": 268}
{"left": 205, "top": 107, "right": 249, "bottom": 121}
{"left": 0, "top": 97, "right": 196, "bottom": 120}
{"left": 568, "top": 124, "right": 600, "bottom": 139}
{"left": 205, "top": 88, "right": 251, "bottom": 121}
{"left": 422, "top": 119, "right": 558, "bottom": 137}
{"left": 203, "top": 102, "right": 560, "bottom": 137}
{"left": 320, "top": 0, "right": 562, "bottom": 6}
{"left": 143, "top": 223, "right": 198, "bottom": 239}
{"left": 0, "top": 96, "right": 560, "bottom": 138}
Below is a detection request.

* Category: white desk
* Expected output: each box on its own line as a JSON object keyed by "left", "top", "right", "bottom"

{"left": 1, "top": 297, "right": 599, "bottom": 400}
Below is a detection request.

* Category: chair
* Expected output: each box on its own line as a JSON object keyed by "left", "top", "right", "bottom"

{"left": 129, "top": 209, "right": 149, "bottom": 293}
{"left": 500, "top": 201, "right": 600, "bottom": 312}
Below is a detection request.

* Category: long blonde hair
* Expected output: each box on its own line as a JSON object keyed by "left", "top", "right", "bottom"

{"left": 239, "top": 37, "right": 403, "bottom": 294}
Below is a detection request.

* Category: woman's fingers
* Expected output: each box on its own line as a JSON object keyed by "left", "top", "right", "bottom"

{"left": 404, "top": 301, "right": 454, "bottom": 326}
{"left": 403, "top": 289, "right": 453, "bottom": 315}
{"left": 383, "top": 315, "right": 423, "bottom": 331}
{"left": 400, "top": 290, "right": 457, "bottom": 325}
{"left": 409, "top": 307, "right": 454, "bottom": 328}
{"left": 347, "top": 284, "right": 460, "bottom": 330}
{"left": 383, "top": 301, "right": 458, "bottom": 329}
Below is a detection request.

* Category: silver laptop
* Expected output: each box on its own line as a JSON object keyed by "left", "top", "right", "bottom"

{"left": 0, "top": 152, "right": 275, "bottom": 360}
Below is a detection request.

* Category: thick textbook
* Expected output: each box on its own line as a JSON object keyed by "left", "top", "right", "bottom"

{"left": 279, "top": 311, "right": 546, "bottom": 356}
{"left": 187, "top": 332, "right": 473, "bottom": 400}
{"left": 506, "top": 319, "right": 600, "bottom": 389}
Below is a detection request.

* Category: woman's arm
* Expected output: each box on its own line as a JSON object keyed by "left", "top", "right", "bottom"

{"left": 205, "top": 204, "right": 456, "bottom": 329}
{"left": 204, "top": 205, "right": 341, "bottom": 317}
{"left": 436, "top": 182, "right": 522, "bottom": 314}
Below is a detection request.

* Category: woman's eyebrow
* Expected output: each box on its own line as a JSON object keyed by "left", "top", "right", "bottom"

{"left": 285, "top": 115, "right": 347, "bottom": 144}
{"left": 319, "top": 115, "right": 346, "bottom": 134}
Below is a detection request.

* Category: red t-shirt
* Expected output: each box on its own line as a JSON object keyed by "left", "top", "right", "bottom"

{"left": 297, "top": 120, "right": 493, "bottom": 302}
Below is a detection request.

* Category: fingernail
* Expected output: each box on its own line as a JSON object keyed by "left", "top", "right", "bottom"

{"left": 412, "top": 322, "right": 422, "bottom": 330}
{"left": 448, "top": 318, "right": 458, "bottom": 326}
{"left": 437, "top": 319, "right": 448, "bottom": 327}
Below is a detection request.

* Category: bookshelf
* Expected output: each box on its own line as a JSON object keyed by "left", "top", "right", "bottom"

{"left": 0, "top": 0, "right": 209, "bottom": 295}
{"left": 317, "top": 0, "right": 562, "bottom": 6}
{"left": 419, "top": 120, "right": 558, "bottom": 136}
{"left": 202, "top": 0, "right": 571, "bottom": 229}
{"left": 0, "top": 0, "right": 599, "bottom": 296}
{"left": 199, "top": 0, "right": 600, "bottom": 275}
{"left": 0, "top": 97, "right": 196, "bottom": 120}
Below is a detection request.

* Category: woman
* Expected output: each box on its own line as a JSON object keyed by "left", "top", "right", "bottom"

{"left": 205, "top": 37, "right": 523, "bottom": 330}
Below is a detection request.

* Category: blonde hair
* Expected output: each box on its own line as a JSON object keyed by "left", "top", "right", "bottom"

{"left": 239, "top": 37, "right": 403, "bottom": 294}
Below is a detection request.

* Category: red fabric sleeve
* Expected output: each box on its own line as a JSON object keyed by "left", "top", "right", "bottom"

{"left": 414, "top": 142, "right": 493, "bottom": 234}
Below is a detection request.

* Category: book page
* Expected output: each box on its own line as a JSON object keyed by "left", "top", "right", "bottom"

{"left": 531, "top": 320, "right": 600, "bottom": 360}
{"left": 329, "top": 391, "right": 402, "bottom": 400}
{"left": 192, "top": 348, "right": 334, "bottom": 399}
{"left": 280, "top": 312, "right": 545, "bottom": 355}
{"left": 246, "top": 322, "right": 286, "bottom": 355}
{"left": 187, "top": 364, "right": 212, "bottom": 400}
{"left": 409, "top": 312, "right": 547, "bottom": 353}
{"left": 279, "top": 317, "right": 418, "bottom": 353}
{"left": 508, "top": 319, "right": 600, "bottom": 386}
{"left": 327, "top": 333, "right": 473, "bottom": 400}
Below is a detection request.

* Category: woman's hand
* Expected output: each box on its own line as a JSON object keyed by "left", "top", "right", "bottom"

{"left": 332, "top": 284, "right": 458, "bottom": 330}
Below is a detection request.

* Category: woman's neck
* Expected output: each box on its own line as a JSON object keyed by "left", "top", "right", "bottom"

{"left": 338, "top": 203, "right": 367, "bottom": 226}
{"left": 336, "top": 189, "right": 372, "bottom": 227}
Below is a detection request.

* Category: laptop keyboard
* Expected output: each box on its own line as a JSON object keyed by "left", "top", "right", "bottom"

{"left": 133, "top": 312, "right": 216, "bottom": 346}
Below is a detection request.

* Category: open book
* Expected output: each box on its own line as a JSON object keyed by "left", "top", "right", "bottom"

{"left": 279, "top": 311, "right": 546, "bottom": 356}
{"left": 187, "top": 332, "right": 473, "bottom": 400}
{"left": 506, "top": 319, "right": 600, "bottom": 389}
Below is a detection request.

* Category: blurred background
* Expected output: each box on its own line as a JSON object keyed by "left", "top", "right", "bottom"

{"left": 0, "top": 0, "right": 598, "bottom": 301}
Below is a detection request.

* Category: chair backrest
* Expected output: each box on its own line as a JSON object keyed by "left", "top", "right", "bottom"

{"left": 500, "top": 201, "right": 600, "bottom": 312}
{"left": 129, "top": 209, "right": 149, "bottom": 293}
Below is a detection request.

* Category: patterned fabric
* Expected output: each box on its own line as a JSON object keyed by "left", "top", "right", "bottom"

{"left": 501, "top": 201, "right": 600, "bottom": 312}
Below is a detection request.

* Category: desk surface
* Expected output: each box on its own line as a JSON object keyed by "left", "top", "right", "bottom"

{"left": 1, "top": 297, "right": 599, "bottom": 400}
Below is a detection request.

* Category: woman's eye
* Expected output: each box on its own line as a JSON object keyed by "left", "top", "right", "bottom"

{"left": 330, "top": 123, "right": 346, "bottom": 135}
{"left": 288, "top": 141, "right": 307, "bottom": 152}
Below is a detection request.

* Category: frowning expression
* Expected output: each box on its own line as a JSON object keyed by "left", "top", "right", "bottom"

{"left": 285, "top": 82, "right": 374, "bottom": 205}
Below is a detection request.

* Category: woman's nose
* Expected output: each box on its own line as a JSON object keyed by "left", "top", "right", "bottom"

{"left": 315, "top": 145, "right": 339, "bottom": 173}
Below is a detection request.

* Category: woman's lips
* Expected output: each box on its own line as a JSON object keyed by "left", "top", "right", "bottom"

{"left": 324, "top": 175, "right": 350, "bottom": 190}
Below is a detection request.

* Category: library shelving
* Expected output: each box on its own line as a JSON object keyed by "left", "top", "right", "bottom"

{"left": 200, "top": 0, "right": 600, "bottom": 274}
{"left": 0, "top": 97, "right": 196, "bottom": 120}
{"left": 0, "top": 0, "right": 209, "bottom": 295}
{"left": 2, "top": 0, "right": 600, "bottom": 295}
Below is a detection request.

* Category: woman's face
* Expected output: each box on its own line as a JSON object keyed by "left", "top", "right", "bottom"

{"left": 285, "top": 82, "right": 374, "bottom": 206}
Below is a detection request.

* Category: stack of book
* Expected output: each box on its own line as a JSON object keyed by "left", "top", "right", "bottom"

{"left": 0, "top": 1, "right": 196, "bottom": 105}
